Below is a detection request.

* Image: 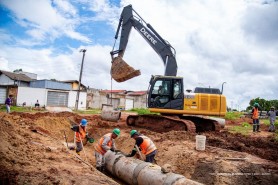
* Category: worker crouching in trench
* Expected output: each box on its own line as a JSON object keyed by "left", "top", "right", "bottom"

{"left": 94, "top": 128, "right": 121, "bottom": 172}
{"left": 71, "top": 119, "right": 88, "bottom": 155}
{"left": 125, "top": 130, "right": 157, "bottom": 163}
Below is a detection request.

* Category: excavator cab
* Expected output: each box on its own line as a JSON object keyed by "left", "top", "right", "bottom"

{"left": 148, "top": 76, "right": 184, "bottom": 110}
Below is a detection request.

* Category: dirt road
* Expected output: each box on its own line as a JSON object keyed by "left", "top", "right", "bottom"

{"left": 0, "top": 112, "right": 277, "bottom": 185}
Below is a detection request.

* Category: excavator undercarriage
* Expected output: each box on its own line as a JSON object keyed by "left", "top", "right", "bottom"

{"left": 126, "top": 114, "right": 221, "bottom": 133}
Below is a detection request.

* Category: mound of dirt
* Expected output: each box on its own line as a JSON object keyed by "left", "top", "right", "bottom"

{"left": 1, "top": 112, "right": 277, "bottom": 185}
{"left": 0, "top": 112, "right": 119, "bottom": 185}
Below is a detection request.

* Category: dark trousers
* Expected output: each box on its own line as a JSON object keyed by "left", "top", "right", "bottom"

{"left": 145, "top": 150, "right": 157, "bottom": 163}
{"left": 253, "top": 119, "right": 260, "bottom": 132}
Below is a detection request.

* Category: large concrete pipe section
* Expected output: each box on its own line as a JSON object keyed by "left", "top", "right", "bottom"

{"left": 100, "top": 104, "right": 121, "bottom": 122}
{"left": 104, "top": 151, "right": 202, "bottom": 185}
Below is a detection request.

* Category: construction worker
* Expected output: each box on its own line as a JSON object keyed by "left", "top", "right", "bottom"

{"left": 71, "top": 119, "right": 88, "bottom": 155}
{"left": 126, "top": 130, "right": 157, "bottom": 163}
{"left": 252, "top": 103, "right": 261, "bottom": 132}
{"left": 94, "top": 128, "right": 120, "bottom": 171}
{"left": 268, "top": 106, "right": 276, "bottom": 132}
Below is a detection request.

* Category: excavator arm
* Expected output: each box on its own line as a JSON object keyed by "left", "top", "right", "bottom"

{"left": 111, "top": 5, "right": 177, "bottom": 82}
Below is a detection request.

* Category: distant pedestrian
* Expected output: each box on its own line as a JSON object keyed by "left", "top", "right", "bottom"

{"left": 268, "top": 106, "right": 276, "bottom": 132}
{"left": 35, "top": 100, "right": 40, "bottom": 108}
{"left": 5, "top": 95, "right": 12, "bottom": 113}
{"left": 252, "top": 103, "right": 261, "bottom": 132}
{"left": 71, "top": 119, "right": 88, "bottom": 155}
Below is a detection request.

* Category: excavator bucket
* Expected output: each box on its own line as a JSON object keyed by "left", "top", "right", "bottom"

{"left": 111, "top": 56, "right": 141, "bottom": 82}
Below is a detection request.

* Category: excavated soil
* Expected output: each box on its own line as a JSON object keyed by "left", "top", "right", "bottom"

{"left": 0, "top": 112, "right": 277, "bottom": 185}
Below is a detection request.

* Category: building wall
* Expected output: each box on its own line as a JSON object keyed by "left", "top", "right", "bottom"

{"left": 87, "top": 89, "right": 147, "bottom": 109}
{"left": 17, "top": 87, "right": 87, "bottom": 110}
{"left": 72, "top": 82, "right": 79, "bottom": 90}
{"left": 30, "top": 80, "right": 71, "bottom": 90}
{"left": 126, "top": 95, "right": 147, "bottom": 109}
{"left": 87, "top": 89, "right": 103, "bottom": 109}
{"left": 17, "top": 87, "right": 47, "bottom": 106}
{"left": 68, "top": 91, "right": 87, "bottom": 110}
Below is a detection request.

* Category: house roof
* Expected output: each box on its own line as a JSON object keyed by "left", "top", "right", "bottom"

{"left": 100, "top": 90, "right": 126, "bottom": 93}
{"left": 0, "top": 70, "right": 32, "bottom": 82}
{"left": 61, "top": 80, "right": 86, "bottom": 87}
{"left": 100, "top": 90, "right": 147, "bottom": 96}
{"left": 127, "top": 91, "right": 147, "bottom": 96}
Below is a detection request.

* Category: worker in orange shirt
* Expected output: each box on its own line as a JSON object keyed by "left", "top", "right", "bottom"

{"left": 71, "top": 119, "right": 88, "bottom": 155}
{"left": 94, "top": 128, "right": 120, "bottom": 171}
{"left": 126, "top": 130, "right": 157, "bottom": 163}
{"left": 252, "top": 103, "right": 261, "bottom": 132}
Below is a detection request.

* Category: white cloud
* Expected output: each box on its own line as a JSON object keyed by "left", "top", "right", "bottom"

{"left": 1, "top": 0, "right": 90, "bottom": 43}
{"left": 0, "top": 57, "right": 9, "bottom": 70}
{"left": 53, "top": 0, "right": 77, "bottom": 17}
{"left": 1, "top": 0, "right": 277, "bottom": 110}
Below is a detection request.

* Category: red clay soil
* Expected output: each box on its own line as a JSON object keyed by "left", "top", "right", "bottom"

{"left": 0, "top": 112, "right": 277, "bottom": 185}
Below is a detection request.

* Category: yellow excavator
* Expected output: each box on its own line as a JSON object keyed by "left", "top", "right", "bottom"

{"left": 110, "top": 5, "right": 227, "bottom": 133}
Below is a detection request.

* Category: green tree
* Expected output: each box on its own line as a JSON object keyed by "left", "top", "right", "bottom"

{"left": 247, "top": 97, "right": 278, "bottom": 111}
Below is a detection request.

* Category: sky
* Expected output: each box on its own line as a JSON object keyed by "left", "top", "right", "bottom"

{"left": 0, "top": 0, "right": 277, "bottom": 110}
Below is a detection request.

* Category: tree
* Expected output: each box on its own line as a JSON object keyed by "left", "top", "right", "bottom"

{"left": 13, "top": 69, "right": 23, "bottom": 72}
{"left": 247, "top": 97, "right": 278, "bottom": 111}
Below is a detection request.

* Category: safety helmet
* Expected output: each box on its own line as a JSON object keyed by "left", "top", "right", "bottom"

{"left": 81, "top": 119, "right": 87, "bottom": 126}
{"left": 130, "top": 130, "right": 137, "bottom": 138}
{"left": 271, "top": 106, "right": 275, "bottom": 109}
{"left": 113, "top": 128, "right": 120, "bottom": 136}
{"left": 254, "top": 103, "right": 259, "bottom": 107}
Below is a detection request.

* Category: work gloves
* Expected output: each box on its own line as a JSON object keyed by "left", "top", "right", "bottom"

{"left": 110, "top": 148, "right": 115, "bottom": 152}
{"left": 71, "top": 125, "right": 79, "bottom": 132}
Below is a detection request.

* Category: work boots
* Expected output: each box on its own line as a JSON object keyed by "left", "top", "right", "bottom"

{"left": 257, "top": 125, "right": 261, "bottom": 132}
{"left": 253, "top": 125, "right": 256, "bottom": 132}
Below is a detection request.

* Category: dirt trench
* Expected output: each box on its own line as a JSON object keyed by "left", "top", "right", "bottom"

{"left": 0, "top": 112, "right": 277, "bottom": 185}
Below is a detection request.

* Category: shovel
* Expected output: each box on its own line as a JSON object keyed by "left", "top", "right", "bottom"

{"left": 63, "top": 130, "right": 69, "bottom": 148}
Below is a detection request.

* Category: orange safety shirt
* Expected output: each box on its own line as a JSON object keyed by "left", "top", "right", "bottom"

{"left": 252, "top": 108, "right": 259, "bottom": 119}
{"left": 139, "top": 135, "right": 157, "bottom": 155}
{"left": 75, "top": 125, "right": 86, "bottom": 142}
{"left": 95, "top": 133, "right": 113, "bottom": 155}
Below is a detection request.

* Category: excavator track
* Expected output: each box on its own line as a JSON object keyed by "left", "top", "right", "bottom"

{"left": 126, "top": 114, "right": 222, "bottom": 133}
{"left": 126, "top": 114, "right": 196, "bottom": 133}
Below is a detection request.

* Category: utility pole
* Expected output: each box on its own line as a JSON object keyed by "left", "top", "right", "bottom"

{"left": 75, "top": 49, "right": 86, "bottom": 111}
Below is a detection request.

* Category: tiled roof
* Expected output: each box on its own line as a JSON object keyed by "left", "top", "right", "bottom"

{"left": 127, "top": 91, "right": 147, "bottom": 96}
{"left": 100, "top": 90, "right": 147, "bottom": 96}
{"left": 0, "top": 70, "right": 32, "bottom": 82}
{"left": 100, "top": 90, "right": 126, "bottom": 93}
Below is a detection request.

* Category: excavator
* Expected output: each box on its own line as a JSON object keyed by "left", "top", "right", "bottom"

{"left": 110, "top": 5, "right": 227, "bottom": 133}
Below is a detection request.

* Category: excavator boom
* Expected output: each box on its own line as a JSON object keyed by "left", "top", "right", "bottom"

{"left": 110, "top": 5, "right": 227, "bottom": 133}
{"left": 111, "top": 4, "right": 177, "bottom": 82}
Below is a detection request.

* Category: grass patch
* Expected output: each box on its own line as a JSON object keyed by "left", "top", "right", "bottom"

{"left": 225, "top": 112, "right": 244, "bottom": 120}
{"left": 73, "top": 109, "right": 101, "bottom": 114}
{"left": 229, "top": 122, "right": 252, "bottom": 135}
{"left": 0, "top": 106, "right": 33, "bottom": 112}
{"left": 128, "top": 108, "right": 159, "bottom": 115}
{"left": 261, "top": 119, "right": 278, "bottom": 126}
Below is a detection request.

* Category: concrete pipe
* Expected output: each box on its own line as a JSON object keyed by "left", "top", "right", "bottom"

{"left": 104, "top": 151, "right": 202, "bottom": 185}
{"left": 101, "top": 104, "right": 121, "bottom": 122}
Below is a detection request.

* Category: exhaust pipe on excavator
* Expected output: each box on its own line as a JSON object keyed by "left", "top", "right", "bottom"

{"left": 110, "top": 56, "right": 141, "bottom": 82}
